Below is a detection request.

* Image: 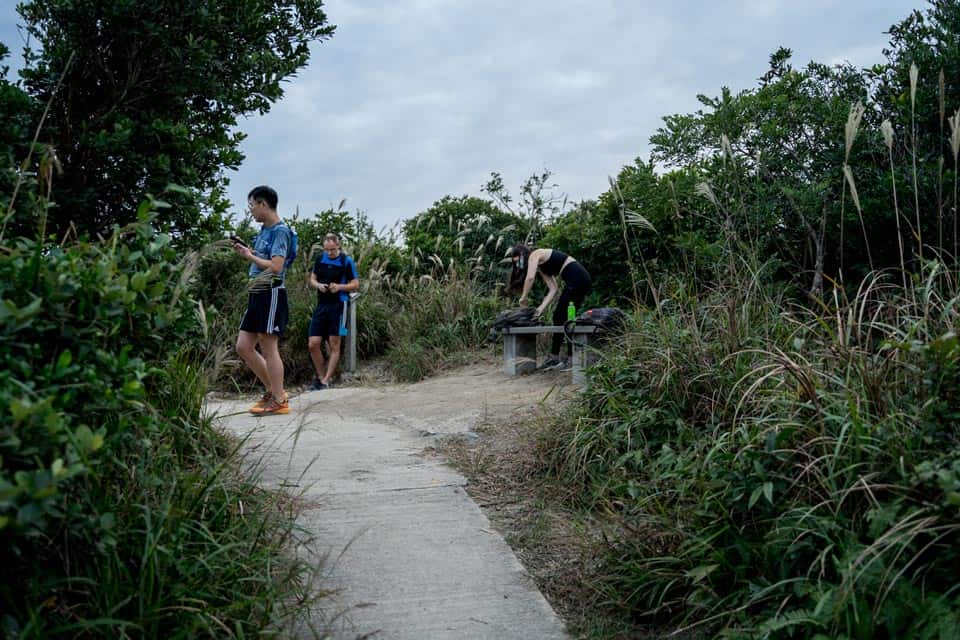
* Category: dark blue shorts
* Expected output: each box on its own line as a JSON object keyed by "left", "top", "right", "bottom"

{"left": 239, "top": 286, "right": 288, "bottom": 336}
{"left": 309, "top": 301, "right": 348, "bottom": 338}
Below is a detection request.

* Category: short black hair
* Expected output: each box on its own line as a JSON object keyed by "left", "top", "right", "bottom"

{"left": 248, "top": 185, "right": 278, "bottom": 210}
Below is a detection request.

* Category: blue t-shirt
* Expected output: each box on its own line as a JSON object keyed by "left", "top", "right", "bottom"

{"left": 248, "top": 222, "right": 293, "bottom": 282}
{"left": 312, "top": 252, "right": 358, "bottom": 303}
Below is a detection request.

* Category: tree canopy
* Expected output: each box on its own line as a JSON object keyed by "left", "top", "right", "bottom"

{"left": 3, "top": 0, "right": 334, "bottom": 241}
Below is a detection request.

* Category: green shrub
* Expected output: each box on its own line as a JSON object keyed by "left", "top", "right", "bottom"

{"left": 541, "top": 268, "right": 960, "bottom": 639}
{"left": 0, "top": 215, "right": 315, "bottom": 636}
{"left": 361, "top": 270, "right": 501, "bottom": 382}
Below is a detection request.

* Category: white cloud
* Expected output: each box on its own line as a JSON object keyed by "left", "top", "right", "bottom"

{"left": 543, "top": 69, "right": 608, "bottom": 93}
{"left": 826, "top": 43, "right": 889, "bottom": 68}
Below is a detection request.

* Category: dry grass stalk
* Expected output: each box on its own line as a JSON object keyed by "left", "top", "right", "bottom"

{"left": 951, "top": 108, "right": 960, "bottom": 266}
{"left": 696, "top": 182, "right": 719, "bottom": 207}
{"left": 844, "top": 101, "right": 865, "bottom": 164}
{"left": 625, "top": 209, "right": 656, "bottom": 233}
{"left": 1, "top": 52, "right": 77, "bottom": 244}
{"left": 721, "top": 133, "right": 737, "bottom": 168}
{"left": 940, "top": 70, "right": 946, "bottom": 125}
{"left": 950, "top": 108, "right": 960, "bottom": 161}
{"left": 909, "top": 63, "right": 919, "bottom": 108}
{"left": 910, "top": 63, "right": 922, "bottom": 263}
{"left": 844, "top": 165, "right": 873, "bottom": 271}
{"left": 881, "top": 119, "right": 908, "bottom": 290}
{"left": 608, "top": 174, "right": 641, "bottom": 302}
{"left": 881, "top": 119, "right": 894, "bottom": 151}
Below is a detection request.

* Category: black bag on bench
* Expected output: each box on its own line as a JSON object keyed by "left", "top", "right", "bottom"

{"left": 492, "top": 307, "right": 541, "bottom": 329}
{"left": 489, "top": 307, "right": 541, "bottom": 341}
{"left": 563, "top": 307, "right": 628, "bottom": 344}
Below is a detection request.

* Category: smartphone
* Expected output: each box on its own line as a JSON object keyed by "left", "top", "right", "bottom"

{"left": 231, "top": 235, "right": 247, "bottom": 248}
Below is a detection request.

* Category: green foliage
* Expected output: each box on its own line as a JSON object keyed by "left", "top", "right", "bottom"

{"left": 402, "top": 195, "right": 529, "bottom": 289}
{"left": 874, "top": 0, "right": 960, "bottom": 264}
{"left": 534, "top": 5, "right": 960, "bottom": 637}
{"left": 544, "top": 161, "right": 712, "bottom": 305}
{"left": 0, "top": 213, "right": 315, "bottom": 635}
{"left": 542, "top": 267, "right": 960, "bottom": 639}
{"left": 0, "top": 54, "right": 37, "bottom": 218}
{"left": 359, "top": 272, "right": 500, "bottom": 382}
{"left": 6, "top": 0, "right": 335, "bottom": 241}
{"left": 649, "top": 50, "right": 890, "bottom": 290}
{"left": 482, "top": 169, "right": 567, "bottom": 244}
{"left": 195, "top": 204, "right": 501, "bottom": 387}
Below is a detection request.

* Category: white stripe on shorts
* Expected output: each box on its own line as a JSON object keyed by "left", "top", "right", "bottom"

{"left": 267, "top": 287, "right": 278, "bottom": 333}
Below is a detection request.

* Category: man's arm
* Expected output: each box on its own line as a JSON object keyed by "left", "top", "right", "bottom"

{"left": 330, "top": 277, "right": 359, "bottom": 294}
{"left": 308, "top": 270, "right": 326, "bottom": 291}
{"left": 330, "top": 259, "right": 360, "bottom": 293}
{"left": 233, "top": 245, "right": 284, "bottom": 273}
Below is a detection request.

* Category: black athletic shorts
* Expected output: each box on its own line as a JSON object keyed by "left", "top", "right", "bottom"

{"left": 309, "top": 300, "right": 348, "bottom": 339}
{"left": 239, "top": 285, "right": 289, "bottom": 336}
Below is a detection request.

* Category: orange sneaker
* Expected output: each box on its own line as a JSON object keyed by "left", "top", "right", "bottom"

{"left": 250, "top": 397, "right": 290, "bottom": 416}
{"left": 250, "top": 391, "right": 273, "bottom": 412}
{"left": 249, "top": 391, "right": 289, "bottom": 413}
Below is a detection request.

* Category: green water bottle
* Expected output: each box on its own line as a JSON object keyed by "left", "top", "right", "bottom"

{"left": 567, "top": 301, "right": 576, "bottom": 322}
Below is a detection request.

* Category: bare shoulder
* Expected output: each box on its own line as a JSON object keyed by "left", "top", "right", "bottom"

{"left": 530, "top": 248, "right": 552, "bottom": 264}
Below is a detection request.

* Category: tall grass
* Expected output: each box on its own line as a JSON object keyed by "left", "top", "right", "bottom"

{"left": 537, "top": 72, "right": 960, "bottom": 637}
{"left": 357, "top": 258, "right": 501, "bottom": 382}
{"left": 539, "top": 262, "right": 960, "bottom": 638}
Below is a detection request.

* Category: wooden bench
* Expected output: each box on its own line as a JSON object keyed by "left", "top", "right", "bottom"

{"left": 499, "top": 325, "right": 599, "bottom": 384}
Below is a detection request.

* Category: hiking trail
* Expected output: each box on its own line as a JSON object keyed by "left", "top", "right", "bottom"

{"left": 207, "top": 362, "right": 572, "bottom": 639}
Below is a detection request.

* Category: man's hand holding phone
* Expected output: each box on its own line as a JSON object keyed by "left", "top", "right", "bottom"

{"left": 231, "top": 235, "right": 253, "bottom": 259}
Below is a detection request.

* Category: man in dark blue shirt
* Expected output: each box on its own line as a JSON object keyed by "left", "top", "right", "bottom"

{"left": 307, "top": 232, "right": 359, "bottom": 390}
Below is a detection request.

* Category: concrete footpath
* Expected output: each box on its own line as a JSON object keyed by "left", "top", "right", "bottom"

{"left": 207, "top": 366, "right": 571, "bottom": 640}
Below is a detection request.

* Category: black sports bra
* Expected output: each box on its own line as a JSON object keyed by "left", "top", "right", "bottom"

{"left": 540, "top": 249, "right": 569, "bottom": 276}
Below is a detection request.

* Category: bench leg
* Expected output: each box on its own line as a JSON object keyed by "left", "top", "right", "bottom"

{"left": 571, "top": 335, "right": 596, "bottom": 385}
{"left": 504, "top": 334, "right": 537, "bottom": 375}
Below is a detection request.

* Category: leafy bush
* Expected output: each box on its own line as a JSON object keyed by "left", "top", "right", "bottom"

{"left": 540, "top": 267, "right": 960, "bottom": 638}
{"left": 0, "top": 213, "right": 315, "bottom": 636}
{"left": 364, "top": 271, "right": 501, "bottom": 382}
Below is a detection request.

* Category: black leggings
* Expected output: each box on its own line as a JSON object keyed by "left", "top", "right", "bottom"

{"left": 550, "top": 261, "right": 592, "bottom": 356}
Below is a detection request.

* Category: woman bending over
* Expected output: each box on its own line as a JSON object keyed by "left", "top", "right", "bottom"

{"left": 508, "top": 244, "right": 592, "bottom": 369}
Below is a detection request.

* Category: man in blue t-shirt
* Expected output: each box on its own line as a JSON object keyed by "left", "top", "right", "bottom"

{"left": 233, "top": 185, "right": 293, "bottom": 415}
{"left": 307, "top": 232, "right": 359, "bottom": 390}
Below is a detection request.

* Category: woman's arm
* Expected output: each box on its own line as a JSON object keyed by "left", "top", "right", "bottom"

{"left": 535, "top": 273, "right": 558, "bottom": 318}
{"left": 518, "top": 249, "right": 549, "bottom": 305}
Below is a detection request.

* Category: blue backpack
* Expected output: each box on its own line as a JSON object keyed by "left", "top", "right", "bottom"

{"left": 285, "top": 224, "right": 298, "bottom": 268}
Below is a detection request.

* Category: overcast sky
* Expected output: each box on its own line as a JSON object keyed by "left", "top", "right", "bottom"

{"left": 1, "top": 0, "right": 923, "bottom": 230}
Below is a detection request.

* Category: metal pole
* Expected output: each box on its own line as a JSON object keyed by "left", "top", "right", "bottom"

{"left": 346, "top": 291, "right": 359, "bottom": 372}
